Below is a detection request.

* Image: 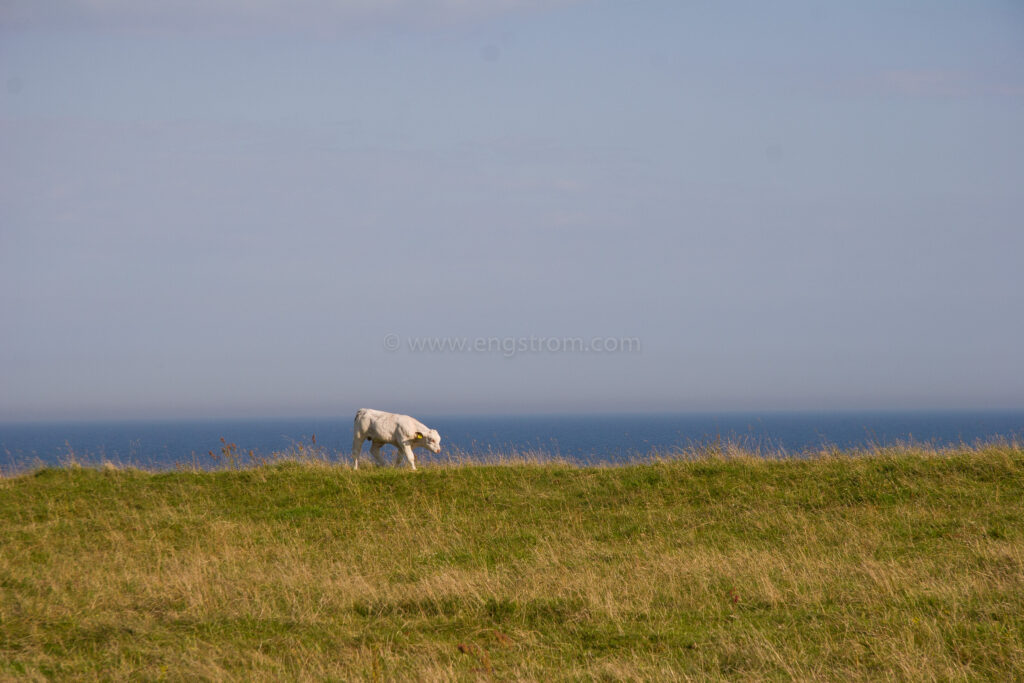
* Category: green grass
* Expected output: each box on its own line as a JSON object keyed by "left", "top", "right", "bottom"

{"left": 1, "top": 445, "right": 1023, "bottom": 680}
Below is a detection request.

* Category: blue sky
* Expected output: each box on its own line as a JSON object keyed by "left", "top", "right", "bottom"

{"left": 2, "top": 1, "right": 1023, "bottom": 420}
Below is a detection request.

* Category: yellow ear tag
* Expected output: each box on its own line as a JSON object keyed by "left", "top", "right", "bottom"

{"left": 414, "top": 434, "right": 423, "bottom": 440}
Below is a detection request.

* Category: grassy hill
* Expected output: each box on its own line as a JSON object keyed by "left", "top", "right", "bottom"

{"left": 1, "top": 445, "right": 1022, "bottom": 680}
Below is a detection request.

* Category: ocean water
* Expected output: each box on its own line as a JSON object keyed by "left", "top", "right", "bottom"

{"left": 1, "top": 412, "right": 1022, "bottom": 473}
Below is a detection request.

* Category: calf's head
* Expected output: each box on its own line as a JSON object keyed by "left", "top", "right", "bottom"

{"left": 412, "top": 429, "right": 442, "bottom": 453}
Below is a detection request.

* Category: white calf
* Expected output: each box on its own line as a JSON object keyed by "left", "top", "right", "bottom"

{"left": 351, "top": 408, "right": 441, "bottom": 470}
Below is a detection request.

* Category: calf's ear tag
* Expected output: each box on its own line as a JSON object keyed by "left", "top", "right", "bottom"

{"left": 414, "top": 433, "right": 424, "bottom": 440}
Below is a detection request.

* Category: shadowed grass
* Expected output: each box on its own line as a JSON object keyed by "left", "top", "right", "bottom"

{"left": 1, "top": 444, "right": 1022, "bottom": 680}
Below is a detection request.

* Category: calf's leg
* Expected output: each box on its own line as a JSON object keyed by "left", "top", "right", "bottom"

{"left": 351, "top": 434, "right": 364, "bottom": 470}
{"left": 370, "top": 441, "right": 387, "bottom": 466}
{"left": 397, "top": 444, "right": 417, "bottom": 470}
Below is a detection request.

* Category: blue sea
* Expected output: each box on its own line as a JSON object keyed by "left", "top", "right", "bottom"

{"left": 1, "top": 412, "right": 1022, "bottom": 473}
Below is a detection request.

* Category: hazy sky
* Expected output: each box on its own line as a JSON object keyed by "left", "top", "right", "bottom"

{"left": 2, "top": 1, "right": 1023, "bottom": 421}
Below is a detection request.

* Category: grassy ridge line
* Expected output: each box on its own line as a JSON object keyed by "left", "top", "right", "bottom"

{"left": 1, "top": 446, "right": 1022, "bottom": 681}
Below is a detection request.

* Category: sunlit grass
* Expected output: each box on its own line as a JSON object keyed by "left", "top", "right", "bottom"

{"left": 1, "top": 443, "right": 1022, "bottom": 680}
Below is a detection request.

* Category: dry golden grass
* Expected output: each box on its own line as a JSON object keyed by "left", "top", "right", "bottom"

{"left": 1, "top": 444, "right": 1022, "bottom": 680}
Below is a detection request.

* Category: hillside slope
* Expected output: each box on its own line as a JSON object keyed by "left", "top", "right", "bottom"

{"left": 1, "top": 447, "right": 1022, "bottom": 680}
